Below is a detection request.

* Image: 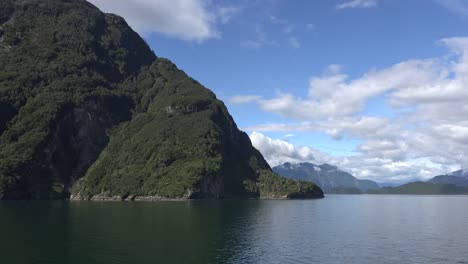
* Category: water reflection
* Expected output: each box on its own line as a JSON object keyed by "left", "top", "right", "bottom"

{"left": 1, "top": 196, "right": 468, "bottom": 264}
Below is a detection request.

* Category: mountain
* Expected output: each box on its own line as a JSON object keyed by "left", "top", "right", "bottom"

{"left": 367, "top": 170, "right": 468, "bottom": 195}
{"left": 367, "top": 181, "right": 468, "bottom": 195}
{"left": 0, "top": 0, "right": 323, "bottom": 200}
{"left": 273, "top": 162, "right": 379, "bottom": 193}
{"left": 427, "top": 170, "right": 468, "bottom": 187}
{"left": 377, "top": 182, "right": 401, "bottom": 188}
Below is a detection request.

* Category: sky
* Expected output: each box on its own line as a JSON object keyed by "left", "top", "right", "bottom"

{"left": 88, "top": 0, "right": 468, "bottom": 183}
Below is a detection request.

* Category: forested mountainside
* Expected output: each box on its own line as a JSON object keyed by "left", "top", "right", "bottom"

{"left": 0, "top": 0, "right": 323, "bottom": 200}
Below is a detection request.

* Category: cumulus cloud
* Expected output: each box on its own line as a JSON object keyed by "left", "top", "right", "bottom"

{"left": 229, "top": 95, "right": 262, "bottom": 104}
{"left": 289, "top": 37, "right": 301, "bottom": 48}
{"left": 254, "top": 59, "right": 442, "bottom": 120}
{"left": 238, "top": 37, "right": 468, "bottom": 182}
{"left": 249, "top": 132, "right": 316, "bottom": 166}
{"left": 336, "top": 0, "right": 377, "bottom": 9}
{"left": 88, "top": 0, "right": 225, "bottom": 42}
{"left": 250, "top": 132, "right": 458, "bottom": 183}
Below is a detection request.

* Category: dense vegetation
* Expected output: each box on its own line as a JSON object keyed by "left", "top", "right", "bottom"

{"left": 257, "top": 170, "right": 324, "bottom": 198}
{"left": 0, "top": 0, "right": 323, "bottom": 200}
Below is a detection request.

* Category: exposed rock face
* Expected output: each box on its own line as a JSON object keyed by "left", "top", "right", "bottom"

{"left": 0, "top": 0, "right": 323, "bottom": 200}
{"left": 41, "top": 98, "right": 132, "bottom": 196}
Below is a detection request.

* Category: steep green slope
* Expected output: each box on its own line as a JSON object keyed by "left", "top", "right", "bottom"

{"left": 0, "top": 0, "right": 155, "bottom": 199}
{"left": 0, "top": 0, "right": 323, "bottom": 200}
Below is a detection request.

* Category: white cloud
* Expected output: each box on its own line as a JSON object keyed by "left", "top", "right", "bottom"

{"left": 250, "top": 133, "right": 459, "bottom": 183}
{"left": 229, "top": 95, "right": 262, "bottom": 104}
{"left": 245, "top": 116, "right": 400, "bottom": 142}
{"left": 254, "top": 59, "right": 441, "bottom": 120}
{"left": 240, "top": 40, "right": 263, "bottom": 49}
{"left": 217, "top": 6, "right": 241, "bottom": 24}
{"left": 240, "top": 26, "right": 279, "bottom": 49}
{"left": 241, "top": 13, "right": 302, "bottom": 50}
{"left": 305, "top": 23, "right": 316, "bottom": 31}
{"left": 88, "top": 0, "right": 224, "bottom": 42}
{"left": 436, "top": 0, "right": 468, "bottom": 19}
{"left": 289, "top": 37, "right": 301, "bottom": 48}
{"left": 336, "top": 0, "right": 377, "bottom": 9}
{"left": 249, "top": 132, "right": 316, "bottom": 166}
{"left": 237, "top": 37, "right": 468, "bottom": 181}
{"left": 269, "top": 14, "right": 289, "bottom": 25}
{"left": 283, "top": 24, "right": 295, "bottom": 34}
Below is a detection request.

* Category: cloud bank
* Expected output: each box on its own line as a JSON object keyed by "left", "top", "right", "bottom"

{"left": 235, "top": 37, "right": 468, "bottom": 182}
{"left": 88, "top": 0, "right": 229, "bottom": 42}
{"left": 250, "top": 132, "right": 457, "bottom": 183}
{"left": 336, "top": 0, "right": 377, "bottom": 10}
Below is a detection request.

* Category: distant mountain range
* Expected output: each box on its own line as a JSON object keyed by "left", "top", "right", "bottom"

{"left": 369, "top": 170, "right": 468, "bottom": 195}
{"left": 368, "top": 181, "right": 468, "bottom": 195}
{"left": 274, "top": 163, "right": 468, "bottom": 195}
{"left": 272, "top": 162, "right": 379, "bottom": 194}
{"left": 427, "top": 170, "right": 468, "bottom": 186}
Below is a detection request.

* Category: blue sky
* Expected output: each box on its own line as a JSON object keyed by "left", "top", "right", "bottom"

{"left": 90, "top": 0, "right": 468, "bottom": 182}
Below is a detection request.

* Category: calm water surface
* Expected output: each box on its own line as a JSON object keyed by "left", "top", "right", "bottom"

{"left": 1, "top": 195, "right": 468, "bottom": 264}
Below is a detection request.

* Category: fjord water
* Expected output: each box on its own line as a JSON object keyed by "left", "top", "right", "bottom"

{"left": 1, "top": 196, "right": 468, "bottom": 264}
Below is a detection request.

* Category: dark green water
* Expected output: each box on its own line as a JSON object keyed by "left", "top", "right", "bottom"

{"left": 1, "top": 195, "right": 468, "bottom": 264}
